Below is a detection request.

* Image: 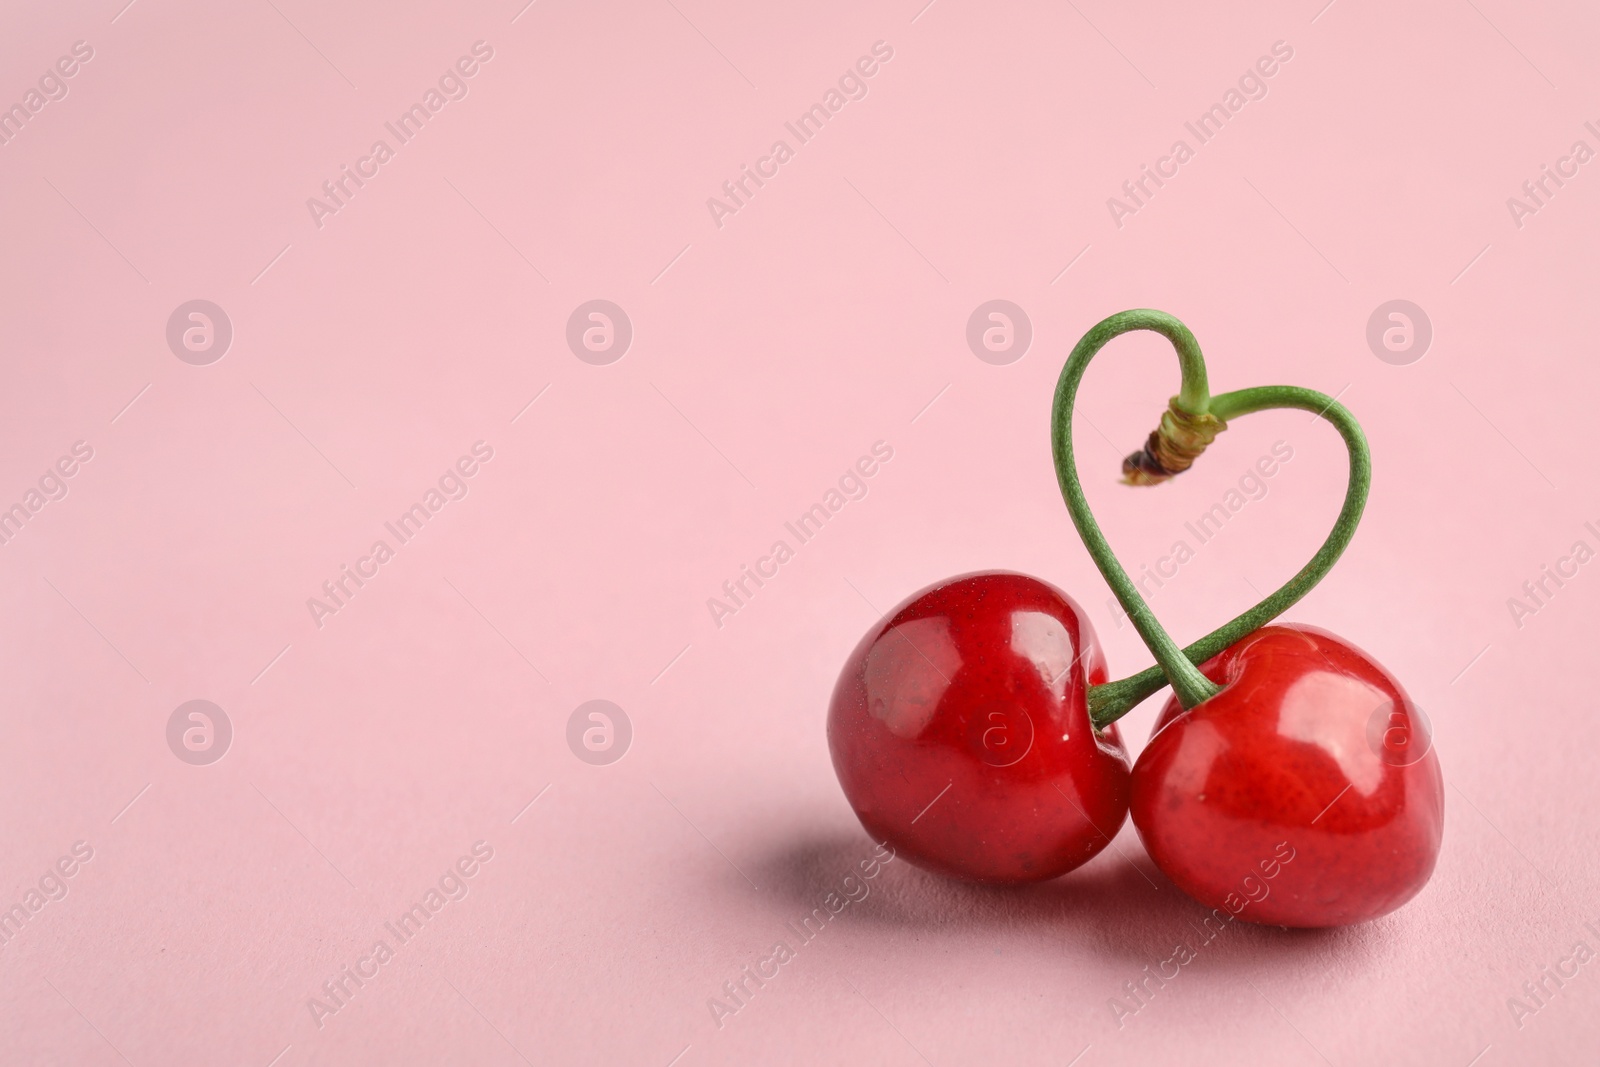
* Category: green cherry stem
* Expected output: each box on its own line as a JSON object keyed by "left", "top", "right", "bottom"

{"left": 1049, "top": 310, "right": 1373, "bottom": 729}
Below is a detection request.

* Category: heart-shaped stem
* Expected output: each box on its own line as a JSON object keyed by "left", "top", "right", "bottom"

{"left": 1049, "top": 310, "right": 1372, "bottom": 728}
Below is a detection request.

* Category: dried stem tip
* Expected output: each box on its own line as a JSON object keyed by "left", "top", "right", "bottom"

{"left": 1121, "top": 400, "right": 1227, "bottom": 485}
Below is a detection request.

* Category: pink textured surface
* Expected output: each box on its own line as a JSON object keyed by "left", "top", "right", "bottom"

{"left": 1, "top": 1, "right": 1597, "bottom": 1064}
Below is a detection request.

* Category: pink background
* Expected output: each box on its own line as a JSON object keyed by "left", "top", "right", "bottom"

{"left": 1, "top": 0, "right": 1597, "bottom": 1063}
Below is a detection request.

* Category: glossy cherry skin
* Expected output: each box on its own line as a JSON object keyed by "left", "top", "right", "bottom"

{"left": 827, "top": 571, "right": 1131, "bottom": 884}
{"left": 1131, "top": 624, "right": 1444, "bottom": 927}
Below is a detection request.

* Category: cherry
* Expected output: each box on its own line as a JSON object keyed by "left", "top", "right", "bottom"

{"left": 1045, "top": 310, "right": 1446, "bottom": 926}
{"left": 827, "top": 571, "right": 1131, "bottom": 884}
{"left": 1130, "top": 624, "right": 1444, "bottom": 927}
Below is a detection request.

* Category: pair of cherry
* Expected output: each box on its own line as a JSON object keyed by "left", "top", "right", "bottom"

{"left": 827, "top": 310, "right": 1444, "bottom": 928}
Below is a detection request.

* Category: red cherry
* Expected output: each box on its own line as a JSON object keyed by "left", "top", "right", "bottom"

{"left": 828, "top": 571, "right": 1131, "bottom": 884}
{"left": 1130, "top": 624, "right": 1444, "bottom": 927}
